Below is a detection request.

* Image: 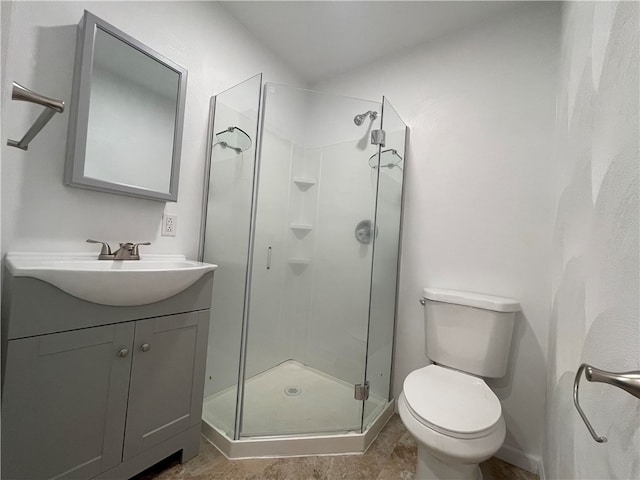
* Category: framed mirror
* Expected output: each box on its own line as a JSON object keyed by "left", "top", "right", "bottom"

{"left": 65, "top": 11, "right": 187, "bottom": 202}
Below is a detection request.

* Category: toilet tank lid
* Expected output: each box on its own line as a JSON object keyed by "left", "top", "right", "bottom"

{"left": 423, "top": 288, "right": 520, "bottom": 312}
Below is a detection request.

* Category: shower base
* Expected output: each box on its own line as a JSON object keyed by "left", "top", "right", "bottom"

{"left": 201, "top": 360, "right": 394, "bottom": 459}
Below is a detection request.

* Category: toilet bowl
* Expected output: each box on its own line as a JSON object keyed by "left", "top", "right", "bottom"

{"left": 399, "top": 288, "right": 519, "bottom": 480}
{"left": 398, "top": 365, "right": 506, "bottom": 480}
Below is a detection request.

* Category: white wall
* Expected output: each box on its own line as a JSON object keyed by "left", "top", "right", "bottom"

{"left": 1, "top": 1, "right": 304, "bottom": 259}
{"left": 314, "top": 3, "right": 561, "bottom": 470}
{"left": 543, "top": 2, "right": 639, "bottom": 479}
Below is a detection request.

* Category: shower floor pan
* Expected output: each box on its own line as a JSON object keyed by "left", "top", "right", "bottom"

{"left": 201, "top": 360, "right": 394, "bottom": 459}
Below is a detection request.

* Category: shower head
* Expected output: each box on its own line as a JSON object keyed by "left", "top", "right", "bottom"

{"left": 353, "top": 110, "right": 378, "bottom": 126}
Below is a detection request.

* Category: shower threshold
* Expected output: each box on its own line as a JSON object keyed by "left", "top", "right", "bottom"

{"left": 201, "top": 360, "right": 395, "bottom": 459}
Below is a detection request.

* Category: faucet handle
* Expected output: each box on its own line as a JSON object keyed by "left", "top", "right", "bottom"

{"left": 132, "top": 242, "right": 151, "bottom": 256}
{"left": 86, "top": 239, "right": 112, "bottom": 256}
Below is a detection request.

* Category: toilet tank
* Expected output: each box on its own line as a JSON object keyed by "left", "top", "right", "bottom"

{"left": 423, "top": 288, "right": 520, "bottom": 378}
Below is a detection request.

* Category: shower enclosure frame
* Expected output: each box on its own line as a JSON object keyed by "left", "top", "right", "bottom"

{"left": 199, "top": 76, "right": 408, "bottom": 458}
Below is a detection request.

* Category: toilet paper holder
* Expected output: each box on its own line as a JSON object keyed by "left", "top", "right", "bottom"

{"left": 573, "top": 363, "right": 640, "bottom": 443}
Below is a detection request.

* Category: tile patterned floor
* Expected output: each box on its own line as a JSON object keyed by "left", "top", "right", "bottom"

{"left": 133, "top": 415, "right": 538, "bottom": 480}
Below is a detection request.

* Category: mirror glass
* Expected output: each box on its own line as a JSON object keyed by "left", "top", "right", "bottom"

{"left": 65, "top": 11, "right": 187, "bottom": 201}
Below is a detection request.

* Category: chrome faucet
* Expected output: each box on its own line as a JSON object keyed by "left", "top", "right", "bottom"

{"left": 86, "top": 239, "right": 150, "bottom": 260}
{"left": 86, "top": 239, "right": 113, "bottom": 260}
{"left": 113, "top": 242, "right": 135, "bottom": 260}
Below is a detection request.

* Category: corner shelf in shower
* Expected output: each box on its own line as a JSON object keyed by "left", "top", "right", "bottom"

{"left": 292, "top": 177, "right": 316, "bottom": 189}
{"left": 289, "top": 223, "right": 313, "bottom": 232}
{"left": 287, "top": 257, "right": 311, "bottom": 265}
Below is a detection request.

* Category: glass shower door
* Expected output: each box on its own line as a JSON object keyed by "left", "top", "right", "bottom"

{"left": 363, "top": 97, "right": 407, "bottom": 430}
{"left": 239, "top": 84, "right": 382, "bottom": 438}
{"left": 200, "top": 74, "right": 262, "bottom": 439}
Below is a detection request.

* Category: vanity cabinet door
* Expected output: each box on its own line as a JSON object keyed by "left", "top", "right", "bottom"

{"left": 123, "top": 311, "right": 209, "bottom": 460}
{"left": 1, "top": 322, "right": 134, "bottom": 480}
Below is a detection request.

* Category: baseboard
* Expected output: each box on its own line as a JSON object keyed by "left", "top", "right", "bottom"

{"left": 496, "top": 443, "right": 540, "bottom": 475}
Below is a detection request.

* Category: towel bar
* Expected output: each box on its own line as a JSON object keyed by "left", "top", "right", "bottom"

{"left": 7, "top": 82, "right": 65, "bottom": 151}
{"left": 573, "top": 363, "right": 640, "bottom": 443}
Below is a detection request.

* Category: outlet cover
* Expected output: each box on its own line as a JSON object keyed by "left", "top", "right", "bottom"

{"left": 162, "top": 214, "right": 177, "bottom": 237}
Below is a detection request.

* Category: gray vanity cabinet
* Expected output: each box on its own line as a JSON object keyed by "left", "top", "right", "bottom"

{"left": 1, "top": 323, "right": 135, "bottom": 480}
{"left": 1, "top": 271, "right": 214, "bottom": 480}
{"left": 123, "top": 312, "right": 208, "bottom": 460}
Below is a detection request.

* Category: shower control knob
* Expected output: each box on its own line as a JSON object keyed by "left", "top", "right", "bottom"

{"left": 355, "top": 220, "right": 374, "bottom": 245}
{"left": 140, "top": 343, "right": 151, "bottom": 352}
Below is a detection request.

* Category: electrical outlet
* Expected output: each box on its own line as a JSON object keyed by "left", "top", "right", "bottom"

{"left": 162, "top": 214, "right": 177, "bottom": 237}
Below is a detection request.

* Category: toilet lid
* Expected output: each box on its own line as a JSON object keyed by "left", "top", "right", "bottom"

{"left": 403, "top": 365, "right": 501, "bottom": 439}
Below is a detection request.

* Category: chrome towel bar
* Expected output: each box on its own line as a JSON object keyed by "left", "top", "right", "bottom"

{"left": 573, "top": 363, "right": 640, "bottom": 443}
{"left": 7, "top": 82, "right": 65, "bottom": 151}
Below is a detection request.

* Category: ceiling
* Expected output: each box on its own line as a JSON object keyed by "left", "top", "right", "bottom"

{"left": 219, "top": 1, "right": 527, "bottom": 83}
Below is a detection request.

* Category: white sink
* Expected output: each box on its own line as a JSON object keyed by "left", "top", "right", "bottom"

{"left": 5, "top": 253, "right": 217, "bottom": 306}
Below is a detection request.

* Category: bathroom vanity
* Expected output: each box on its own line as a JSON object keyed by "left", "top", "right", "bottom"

{"left": 1, "top": 254, "right": 216, "bottom": 480}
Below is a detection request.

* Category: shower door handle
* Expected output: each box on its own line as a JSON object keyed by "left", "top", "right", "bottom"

{"left": 266, "top": 246, "right": 272, "bottom": 270}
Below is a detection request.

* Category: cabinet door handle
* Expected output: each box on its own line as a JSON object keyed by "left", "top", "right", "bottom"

{"left": 118, "top": 348, "right": 129, "bottom": 358}
{"left": 140, "top": 343, "right": 151, "bottom": 352}
{"left": 267, "top": 246, "right": 272, "bottom": 270}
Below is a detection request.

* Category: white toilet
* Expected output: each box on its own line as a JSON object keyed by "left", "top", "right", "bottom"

{"left": 398, "top": 288, "right": 520, "bottom": 480}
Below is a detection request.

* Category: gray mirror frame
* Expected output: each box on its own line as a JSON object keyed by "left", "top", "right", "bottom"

{"left": 65, "top": 10, "right": 187, "bottom": 202}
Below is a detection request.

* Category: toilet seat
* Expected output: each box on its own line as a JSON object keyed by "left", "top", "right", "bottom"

{"left": 403, "top": 365, "right": 501, "bottom": 439}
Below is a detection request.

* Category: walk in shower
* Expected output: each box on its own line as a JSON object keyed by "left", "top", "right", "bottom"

{"left": 199, "top": 74, "right": 407, "bottom": 457}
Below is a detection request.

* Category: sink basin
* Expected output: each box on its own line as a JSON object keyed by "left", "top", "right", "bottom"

{"left": 5, "top": 253, "right": 217, "bottom": 306}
